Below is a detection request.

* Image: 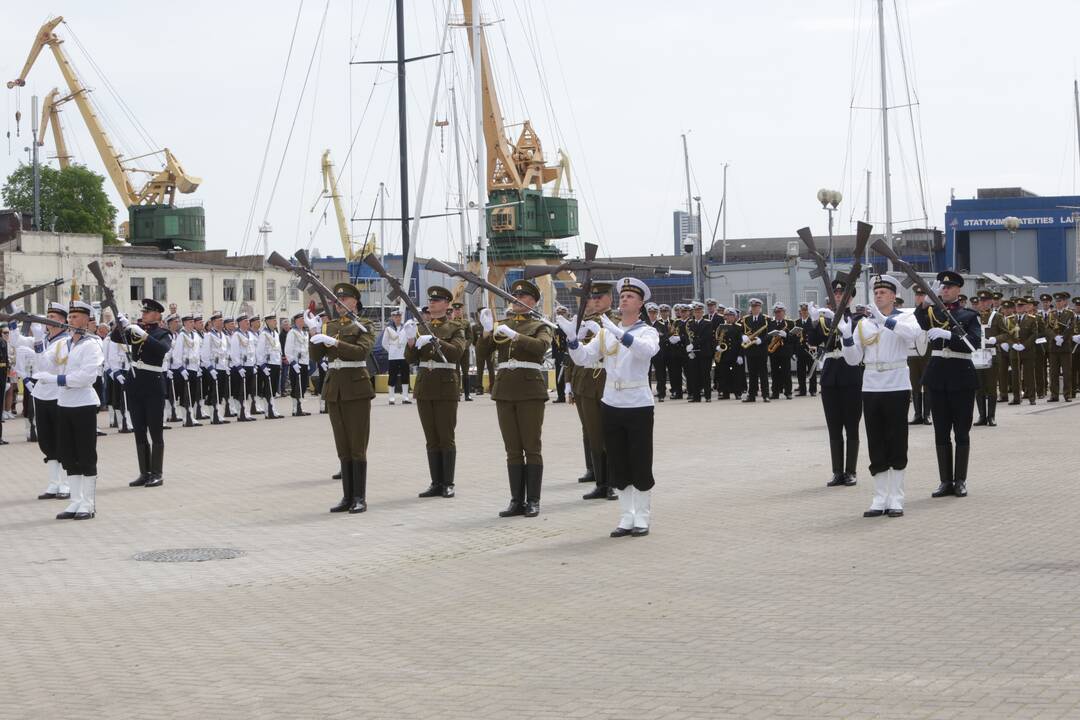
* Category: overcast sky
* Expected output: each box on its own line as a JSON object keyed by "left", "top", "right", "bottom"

{"left": 4, "top": 0, "right": 1080, "bottom": 262}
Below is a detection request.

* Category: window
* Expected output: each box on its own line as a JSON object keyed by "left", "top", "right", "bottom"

{"left": 266, "top": 278, "right": 276, "bottom": 302}
{"left": 223, "top": 279, "right": 237, "bottom": 302}
{"left": 189, "top": 278, "right": 203, "bottom": 301}
{"left": 732, "top": 291, "right": 771, "bottom": 315}
{"left": 243, "top": 279, "right": 256, "bottom": 302}
{"left": 804, "top": 289, "right": 819, "bottom": 307}
{"left": 130, "top": 277, "right": 145, "bottom": 302}
{"left": 288, "top": 279, "right": 300, "bottom": 301}
{"left": 152, "top": 277, "right": 167, "bottom": 302}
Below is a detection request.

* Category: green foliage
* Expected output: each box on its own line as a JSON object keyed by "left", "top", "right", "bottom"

{"left": 1, "top": 163, "right": 119, "bottom": 245}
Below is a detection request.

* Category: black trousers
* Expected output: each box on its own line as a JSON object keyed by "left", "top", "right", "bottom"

{"left": 746, "top": 353, "right": 769, "bottom": 398}
{"left": 770, "top": 353, "right": 792, "bottom": 397}
{"left": 290, "top": 365, "right": 309, "bottom": 399}
{"left": 686, "top": 352, "right": 711, "bottom": 399}
{"left": 930, "top": 389, "right": 976, "bottom": 447}
{"left": 668, "top": 355, "right": 685, "bottom": 397}
{"left": 189, "top": 371, "right": 203, "bottom": 407}
{"left": 57, "top": 404, "right": 98, "bottom": 477}
{"left": 862, "top": 390, "right": 910, "bottom": 475}
{"left": 821, "top": 384, "right": 863, "bottom": 474}
{"left": 93, "top": 376, "right": 105, "bottom": 407}
{"left": 553, "top": 355, "right": 566, "bottom": 400}
{"left": 651, "top": 353, "right": 668, "bottom": 398}
{"left": 387, "top": 359, "right": 410, "bottom": 392}
{"left": 796, "top": 350, "right": 818, "bottom": 394}
{"left": 601, "top": 403, "right": 655, "bottom": 492}
{"left": 35, "top": 397, "right": 60, "bottom": 461}
{"left": 127, "top": 372, "right": 165, "bottom": 452}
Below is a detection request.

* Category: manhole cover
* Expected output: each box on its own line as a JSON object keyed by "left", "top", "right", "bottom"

{"left": 133, "top": 548, "right": 245, "bottom": 563}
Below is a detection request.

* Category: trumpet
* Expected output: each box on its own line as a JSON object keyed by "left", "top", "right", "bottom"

{"left": 741, "top": 323, "right": 768, "bottom": 349}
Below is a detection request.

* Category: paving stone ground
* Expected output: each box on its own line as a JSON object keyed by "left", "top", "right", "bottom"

{"left": 1, "top": 392, "right": 1079, "bottom": 719}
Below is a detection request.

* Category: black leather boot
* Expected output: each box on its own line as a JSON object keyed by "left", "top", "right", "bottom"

{"left": 578, "top": 437, "right": 594, "bottom": 482}
{"left": 844, "top": 437, "right": 859, "bottom": 485}
{"left": 130, "top": 443, "right": 151, "bottom": 486}
{"left": 499, "top": 465, "right": 526, "bottom": 517}
{"left": 932, "top": 444, "right": 954, "bottom": 497}
{"left": 973, "top": 395, "right": 987, "bottom": 426}
{"left": 826, "top": 472, "right": 846, "bottom": 487}
{"left": 909, "top": 390, "right": 924, "bottom": 424}
{"left": 921, "top": 391, "right": 932, "bottom": 424}
{"left": 145, "top": 443, "right": 165, "bottom": 487}
{"left": 524, "top": 464, "right": 543, "bottom": 517}
{"left": 330, "top": 461, "right": 351, "bottom": 512}
{"left": 582, "top": 449, "right": 608, "bottom": 499}
{"left": 953, "top": 444, "right": 969, "bottom": 497}
{"left": 419, "top": 450, "right": 443, "bottom": 497}
{"left": 441, "top": 449, "right": 456, "bottom": 498}
{"left": 348, "top": 460, "right": 367, "bottom": 513}
{"left": 986, "top": 396, "right": 997, "bottom": 426}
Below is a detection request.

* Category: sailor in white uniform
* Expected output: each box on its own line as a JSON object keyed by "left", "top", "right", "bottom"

{"left": 284, "top": 312, "right": 311, "bottom": 416}
{"left": 561, "top": 277, "right": 660, "bottom": 538}
{"left": 840, "top": 274, "right": 920, "bottom": 518}
{"left": 255, "top": 313, "right": 284, "bottom": 419}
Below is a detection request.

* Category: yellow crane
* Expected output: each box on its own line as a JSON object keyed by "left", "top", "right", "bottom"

{"left": 39, "top": 88, "right": 72, "bottom": 168}
{"left": 311, "top": 149, "right": 374, "bottom": 261}
{"left": 8, "top": 16, "right": 205, "bottom": 249}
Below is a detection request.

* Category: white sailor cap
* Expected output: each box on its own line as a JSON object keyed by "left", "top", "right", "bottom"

{"left": 705, "top": 298, "right": 718, "bottom": 305}
{"left": 616, "top": 276, "right": 650, "bottom": 302}
{"left": 390, "top": 308, "right": 402, "bottom": 316}
{"left": 872, "top": 274, "right": 900, "bottom": 292}
{"left": 645, "top": 302, "right": 659, "bottom": 311}
{"left": 68, "top": 300, "right": 93, "bottom": 316}
{"left": 658, "top": 303, "right": 671, "bottom": 310}
{"left": 773, "top": 301, "right": 786, "bottom": 311}
{"left": 691, "top": 301, "right": 705, "bottom": 310}
{"left": 166, "top": 313, "right": 180, "bottom": 323}
{"left": 749, "top": 298, "right": 763, "bottom": 306}
{"left": 47, "top": 302, "right": 69, "bottom": 317}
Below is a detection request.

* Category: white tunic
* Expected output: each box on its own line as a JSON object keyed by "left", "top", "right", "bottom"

{"left": 567, "top": 320, "right": 660, "bottom": 408}
{"left": 55, "top": 335, "right": 104, "bottom": 408}
{"left": 841, "top": 310, "right": 918, "bottom": 392}
{"left": 256, "top": 328, "right": 282, "bottom": 366}
{"left": 31, "top": 331, "right": 70, "bottom": 402}
{"left": 381, "top": 324, "right": 407, "bottom": 361}
{"left": 284, "top": 327, "right": 309, "bottom": 366}
{"left": 177, "top": 330, "right": 201, "bottom": 371}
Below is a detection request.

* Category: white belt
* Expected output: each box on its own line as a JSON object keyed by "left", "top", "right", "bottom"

{"left": 328, "top": 360, "right": 367, "bottom": 369}
{"left": 822, "top": 349, "right": 843, "bottom": 360}
{"left": 931, "top": 349, "right": 969, "bottom": 360}
{"left": 611, "top": 379, "right": 649, "bottom": 390}
{"left": 498, "top": 360, "right": 545, "bottom": 372}
{"left": 419, "top": 361, "right": 458, "bottom": 371}
{"left": 133, "top": 361, "right": 165, "bottom": 373}
{"left": 581, "top": 361, "right": 603, "bottom": 370}
{"left": 864, "top": 360, "right": 908, "bottom": 372}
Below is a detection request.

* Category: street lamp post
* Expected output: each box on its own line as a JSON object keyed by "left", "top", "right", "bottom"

{"left": 817, "top": 189, "right": 843, "bottom": 278}
{"left": 694, "top": 195, "right": 703, "bottom": 302}
{"left": 1003, "top": 215, "right": 1020, "bottom": 278}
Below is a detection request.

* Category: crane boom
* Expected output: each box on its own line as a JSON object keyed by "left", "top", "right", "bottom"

{"left": 39, "top": 87, "right": 72, "bottom": 168}
{"left": 319, "top": 150, "right": 355, "bottom": 260}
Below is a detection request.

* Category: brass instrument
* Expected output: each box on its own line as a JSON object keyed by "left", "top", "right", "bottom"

{"left": 714, "top": 327, "right": 729, "bottom": 362}
{"left": 767, "top": 334, "right": 784, "bottom": 354}
{"left": 741, "top": 322, "right": 769, "bottom": 349}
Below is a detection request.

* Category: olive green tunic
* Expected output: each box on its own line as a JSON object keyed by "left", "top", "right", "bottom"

{"left": 309, "top": 317, "right": 375, "bottom": 461}
{"left": 570, "top": 310, "right": 615, "bottom": 465}
{"left": 476, "top": 314, "right": 553, "bottom": 465}
{"left": 404, "top": 316, "right": 467, "bottom": 450}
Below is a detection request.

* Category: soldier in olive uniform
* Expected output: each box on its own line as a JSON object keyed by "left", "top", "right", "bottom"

{"left": 450, "top": 302, "right": 474, "bottom": 402}
{"left": 1036, "top": 293, "right": 1054, "bottom": 397}
{"left": 475, "top": 279, "right": 553, "bottom": 518}
{"left": 973, "top": 290, "right": 1003, "bottom": 426}
{"left": 1045, "top": 291, "right": 1075, "bottom": 402}
{"left": 306, "top": 283, "right": 376, "bottom": 514}
{"left": 406, "top": 286, "right": 468, "bottom": 498}
{"left": 906, "top": 288, "right": 932, "bottom": 424}
{"left": 571, "top": 282, "right": 618, "bottom": 500}
{"left": 1007, "top": 297, "right": 1039, "bottom": 405}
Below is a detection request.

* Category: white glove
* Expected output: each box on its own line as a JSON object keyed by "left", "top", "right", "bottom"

{"left": 116, "top": 313, "right": 131, "bottom": 329}
{"left": 210, "top": 369, "right": 218, "bottom": 380}
{"left": 1013, "top": 343, "right": 1025, "bottom": 352}
{"left": 928, "top": 281, "right": 943, "bottom": 300}
{"left": 868, "top": 303, "right": 887, "bottom": 324}
{"left": 116, "top": 373, "right": 127, "bottom": 385}
{"left": 600, "top": 314, "right": 623, "bottom": 339}
{"left": 687, "top": 351, "right": 696, "bottom": 359}
{"left": 752, "top": 337, "right": 762, "bottom": 345}
{"left": 741, "top": 335, "right": 750, "bottom": 345}
{"left": 1001, "top": 342, "right": 1010, "bottom": 352}
{"left": 479, "top": 308, "right": 494, "bottom": 333}
{"left": 578, "top": 320, "right": 600, "bottom": 341}
{"left": 403, "top": 322, "right": 418, "bottom": 341}
{"left": 415, "top": 334, "right": 434, "bottom": 349}
{"left": 494, "top": 324, "right": 518, "bottom": 340}
{"left": 555, "top": 315, "right": 576, "bottom": 339}
{"left": 736, "top": 356, "right": 744, "bottom": 366}
{"left": 1055, "top": 335, "right": 1064, "bottom": 346}
{"left": 778, "top": 330, "right": 788, "bottom": 338}
{"left": 238, "top": 368, "right": 247, "bottom": 378}
{"left": 807, "top": 303, "right": 820, "bottom": 323}
{"left": 262, "top": 366, "right": 271, "bottom": 376}
{"left": 291, "top": 363, "right": 300, "bottom": 374}
{"left": 310, "top": 333, "right": 338, "bottom": 347}
{"left": 668, "top": 335, "right": 681, "bottom": 344}
{"left": 181, "top": 369, "right": 189, "bottom": 381}
{"left": 837, "top": 316, "right": 852, "bottom": 338}
{"left": 303, "top": 310, "right": 322, "bottom": 334}
{"left": 1073, "top": 334, "right": 1080, "bottom": 344}
{"left": 926, "top": 327, "right": 952, "bottom": 342}
{"left": 31, "top": 323, "right": 46, "bottom": 342}
{"left": 35, "top": 371, "right": 57, "bottom": 384}
{"left": 166, "top": 370, "right": 174, "bottom": 380}
{"left": 819, "top": 307, "right": 835, "bottom": 321}
{"left": 128, "top": 324, "right": 148, "bottom": 338}
{"left": 985, "top": 336, "right": 997, "bottom": 345}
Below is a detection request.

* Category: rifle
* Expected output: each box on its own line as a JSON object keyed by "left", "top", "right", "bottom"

{"left": 795, "top": 227, "right": 835, "bottom": 310}
{"left": 424, "top": 257, "right": 557, "bottom": 329}
{"left": 88, "top": 259, "right": 134, "bottom": 365}
{"left": 267, "top": 251, "right": 364, "bottom": 325}
{"left": 0, "top": 312, "right": 93, "bottom": 336}
{"left": 0, "top": 278, "right": 65, "bottom": 310}
{"left": 361, "top": 253, "right": 447, "bottom": 362}
{"left": 871, "top": 238, "right": 985, "bottom": 361}
{"left": 820, "top": 221, "right": 873, "bottom": 353}
{"left": 521, "top": 242, "right": 690, "bottom": 333}
{"left": 292, "top": 249, "right": 338, "bottom": 320}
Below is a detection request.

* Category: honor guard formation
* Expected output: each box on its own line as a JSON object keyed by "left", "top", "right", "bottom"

{"left": 4, "top": 256, "right": 1079, "bottom": 535}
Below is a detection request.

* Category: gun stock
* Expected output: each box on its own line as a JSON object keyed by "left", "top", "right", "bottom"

{"left": 0, "top": 278, "right": 65, "bottom": 310}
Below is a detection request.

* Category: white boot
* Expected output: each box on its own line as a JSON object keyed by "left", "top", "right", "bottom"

{"left": 76, "top": 475, "right": 96, "bottom": 518}
{"left": 124, "top": 410, "right": 134, "bottom": 429}
{"left": 616, "top": 488, "right": 635, "bottom": 530}
{"left": 633, "top": 488, "right": 652, "bottom": 533}
{"left": 44, "top": 459, "right": 61, "bottom": 495}
{"left": 58, "top": 475, "right": 82, "bottom": 519}
{"left": 888, "top": 468, "right": 905, "bottom": 515}
{"left": 56, "top": 462, "right": 70, "bottom": 497}
{"left": 867, "top": 470, "right": 889, "bottom": 514}
{"left": 388, "top": 391, "right": 396, "bottom": 406}
{"left": 402, "top": 388, "right": 412, "bottom": 404}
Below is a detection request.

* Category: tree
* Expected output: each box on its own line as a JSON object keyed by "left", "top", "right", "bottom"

{"left": 1, "top": 163, "right": 119, "bottom": 244}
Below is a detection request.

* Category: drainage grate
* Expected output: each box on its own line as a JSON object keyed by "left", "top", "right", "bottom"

{"left": 133, "top": 548, "right": 245, "bottom": 563}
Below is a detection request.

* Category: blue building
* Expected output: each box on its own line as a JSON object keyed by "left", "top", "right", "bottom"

{"left": 944, "top": 188, "right": 1079, "bottom": 283}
